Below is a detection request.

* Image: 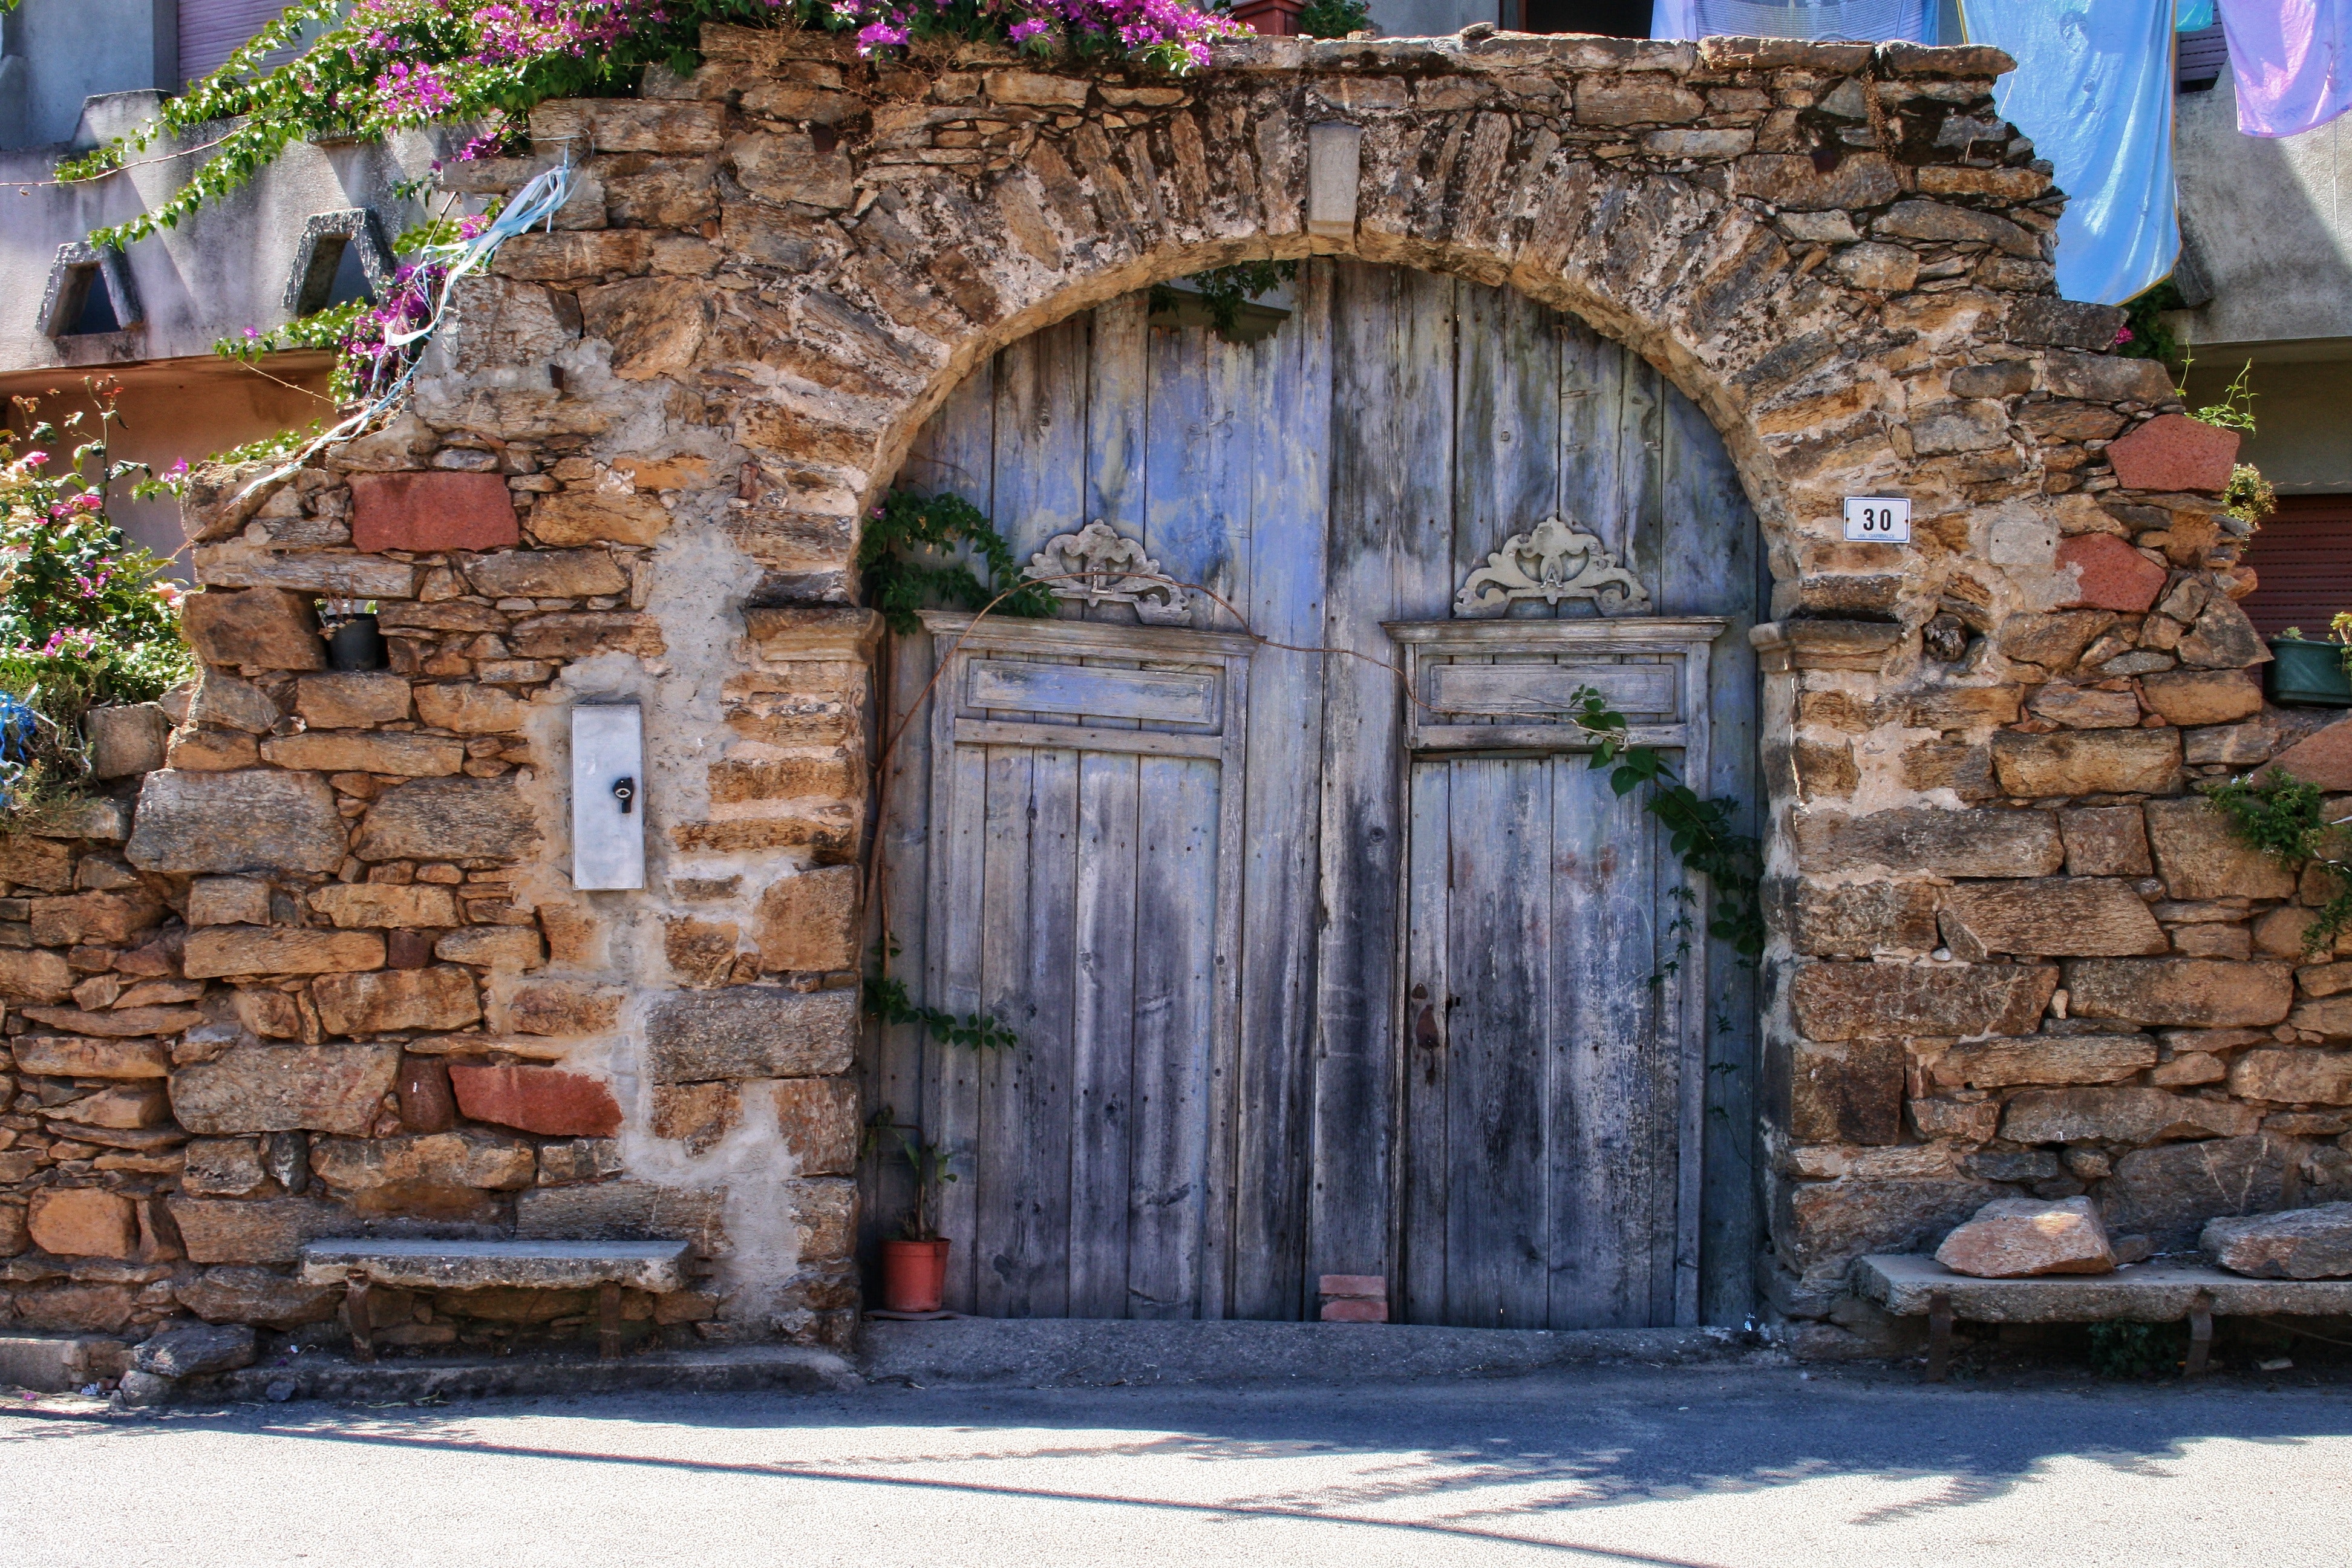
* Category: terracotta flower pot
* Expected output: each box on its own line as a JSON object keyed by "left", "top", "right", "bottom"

{"left": 880, "top": 1237, "right": 951, "bottom": 1313}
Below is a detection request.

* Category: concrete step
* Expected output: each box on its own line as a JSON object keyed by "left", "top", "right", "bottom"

{"left": 0, "top": 1333, "right": 135, "bottom": 1394}
{"left": 858, "top": 1316, "right": 1783, "bottom": 1388}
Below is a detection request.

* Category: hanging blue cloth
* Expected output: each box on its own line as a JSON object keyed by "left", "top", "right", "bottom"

{"left": 1650, "top": 0, "right": 1935, "bottom": 40}
{"left": 2177, "top": 0, "right": 2215, "bottom": 30}
{"left": 1959, "top": 0, "right": 2179, "bottom": 306}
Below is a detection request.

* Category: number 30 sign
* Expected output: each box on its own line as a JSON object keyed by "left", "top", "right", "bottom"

{"left": 1843, "top": 495, "right": 1912, "bottom": 543}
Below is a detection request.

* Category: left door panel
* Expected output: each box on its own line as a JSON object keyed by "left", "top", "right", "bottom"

{"left": 921, "top": 613, "right": 1252, "bottom": 1318}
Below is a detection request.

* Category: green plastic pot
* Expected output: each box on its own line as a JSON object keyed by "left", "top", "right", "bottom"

{"left": 2267, "top": 638, "right": 2352, "bottom": 708}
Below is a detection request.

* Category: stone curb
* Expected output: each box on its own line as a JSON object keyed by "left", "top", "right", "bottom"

{"left": 858, "top": 1317, "right": 1786, "bottom": 1388}
{"left": 128, "top": 1344, "right": 860, "bottom": 1408}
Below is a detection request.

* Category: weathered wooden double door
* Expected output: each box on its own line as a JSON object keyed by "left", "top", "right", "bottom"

{"left": 870, "top": 262, "right": 1762, "bottom": 1328}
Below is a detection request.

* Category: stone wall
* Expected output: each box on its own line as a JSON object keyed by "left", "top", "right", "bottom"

{"left": 7, "top": 24, "right": 2343, "bottom": 1356}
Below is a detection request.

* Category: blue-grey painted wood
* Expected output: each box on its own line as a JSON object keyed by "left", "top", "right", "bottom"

{"left": 1069, "top": 751, "right": 1140, "bottom": 1317}
{"left": 1230, "top": 261, "right": 1333, "bottom": 1320}
{"left": 967, "top": 660, "right": 1221, "bottom": 725}
{"left": 1655, "top": 389, "right": 1765, "bottom": 1325}
{"left": 1433, "top": 754, "right": 1553, "bottom": 1328}
{"left": 892, "top": 261, "right": 1765, "bottom": 1326}
{"left": 1543, "top": 756, "right": 1676, "bottom": 1328}
{"left": 1308, "top": 262, "right": 1458, "bottom": 1299}
{"left": 1429, "top": 662, "right": 1676, "bottom": 718}
{"left": 863, "top": 354, "right": 998, "bottom": 1274}
{"left": 1455, "top": 282, "right": 1563, "bottom": 621}
{"left": 1128, "top": 756, "right": 1223, "bottom": 1315}
{"left": 1143, "top": 309, "right": 1253, "bottom": 623}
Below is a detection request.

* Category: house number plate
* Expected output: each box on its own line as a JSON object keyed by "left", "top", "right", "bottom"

{"left": 1843, "top": 495, "right": 1911, "bottom": 543}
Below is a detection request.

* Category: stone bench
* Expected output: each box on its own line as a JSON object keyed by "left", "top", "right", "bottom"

{"left": 1856, "top": 1254, "right": 2352, "bottom": 1380}
{"left": 299, "top": 1240, "right": 696, "bottom": 1362}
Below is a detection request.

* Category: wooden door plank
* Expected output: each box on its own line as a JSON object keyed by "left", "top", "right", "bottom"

{"left": 925, "top": 734, "right": 990, "bottom": 1313}
{"left": 1069, "top": 750, "right": 1141, "bottom": 1317}
{"left": 993, "top": 315, "right": 1092, "bottom": 563}
{"left": 895, "top": 361, "right": 994, "bottom": 1272}
{"left": 1544, "top": 756, "right": 1670, "bottom": 1328}
{"left": 1128, "top": 754, "right": 1223, "bottom": 1318}
{"left": 1087, "top": 296, "right": 1150, "bottom": 544}
{"left": 1143, "top": 310, "right": 1254, "bottom": 622}
{"left": 1201, "top": 653, "right": 1253, "bottom": 1321}
{"left": 863, "top": 629, "right": 931, "bottom": 1264}
{"left": 965, "top": 746, "right": 1037, "bottom": 1315}
{"left": 1554, "top": 315, "right": 1618, "bottom": 557}
{"left": 1400, "top": 759, "right": 1451, "bottom": 1325}
{"left": 1613, "top": 346, "right": 1667, "bottom": 607}
{"left": 1001, "top": 746, "right": 1079, "bottom": 1318}
{"left": 1656, "top": 388, "right": 1764, "bottom": 1325}
{"left": 907, "top": 350, "right": 997, "bottom": 511}
{"left": 1452, "top": 281, "right": 1562, "bottom": 618}
{"left": 1442, "top": 756, "right": 1552, "bottom": 1330}
{"left": 1230, "top": 258, "right": 1333, "bottom": 1321}
{"left": 1309, "top": 261, "right": 1457, "bottom": 1292}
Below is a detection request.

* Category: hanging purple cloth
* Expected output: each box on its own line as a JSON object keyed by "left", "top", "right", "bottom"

{"left": 2220, "top": 0, "right": 2352, "bottom": 137}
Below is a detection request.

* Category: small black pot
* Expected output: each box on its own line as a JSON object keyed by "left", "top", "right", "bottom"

{"left": 325, "top": 615, "right": 387, "bottom": 671}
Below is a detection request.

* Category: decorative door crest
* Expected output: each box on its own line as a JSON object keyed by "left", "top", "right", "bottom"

{"left": 1454, "top": 515, "right": 1651, "bottom": 618}
{"left": 1025, "top": 520, "right": 1191, "bottom": 624}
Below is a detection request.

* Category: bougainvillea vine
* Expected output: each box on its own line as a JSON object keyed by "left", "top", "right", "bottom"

{"left": 57, "top": 0, "right": 1249, "bottom": 249}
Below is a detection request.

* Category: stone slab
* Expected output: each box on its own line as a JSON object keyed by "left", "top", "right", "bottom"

{"left": 297, "top": 1237, "right": 694, "bottom": 1292}
{"left": 858, "top": 1317, "right": 1772, "bottom": 1390}
{"left": 1855, "top": 1253, "right": 2352, "bottom": 1322}
{"left": 163, "top": 1344, "right": 860, "bottom": 1406}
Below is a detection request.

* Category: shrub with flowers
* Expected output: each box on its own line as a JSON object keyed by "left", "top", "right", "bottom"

{"left": 0, "top": 386, "right": 196, "bottom": 819}
{"left": 48, "top": 0, "right": 1249, "bottom": 250}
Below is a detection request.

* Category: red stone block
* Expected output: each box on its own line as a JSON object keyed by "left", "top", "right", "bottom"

{"left": 350, "top": 472, "right": 520, "bottom": 554}
{"left": 449, "top": 1063, "right": 622, "bottom": 1137}
{"left": 397, "top": 1054, "right": 458, "bottom": 1134}
{"left": 2104, "top": 413, "right": 2240, "bottom": 494}
{"left": 1318, "top": 1273, "right": 1387, "bottom": 1299}
{"left": 2058, "top": 532, "right": 2167, "bottom": 613}
{"left": 1320, "top": 1298, "right": 1389, "bottom": 1322}
{"left": 387, "top": 930, "right": 435, "bottom": 970}
{"left": 2266, "top": 717, "right": 2352, "bottom": 792}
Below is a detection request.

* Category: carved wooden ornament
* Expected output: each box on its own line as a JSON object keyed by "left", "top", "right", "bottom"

{"left": 1454, "top": 515, "right": 1651, "bottom": 618}
{"left": 1025, "top": 520, "right": 1191, "bottom": 624}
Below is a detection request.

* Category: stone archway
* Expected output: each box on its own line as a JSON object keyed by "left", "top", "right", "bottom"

{"left": 105, "top": 25, "right": 2269, "bottom": 1360}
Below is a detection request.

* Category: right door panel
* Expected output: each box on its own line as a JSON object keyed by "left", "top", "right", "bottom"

{"left": 1403, "top": 750, "right": 1683, "bottom": 1331}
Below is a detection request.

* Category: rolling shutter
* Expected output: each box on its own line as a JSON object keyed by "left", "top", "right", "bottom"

{"left": 178, "top": 0, "right": 301, "bottom": 84}
{"left": 2178, "top": 24, "right": 2229, "bottom": 93}
{"left": 2236, "top": 497, "right": 2352, "bottom": 639}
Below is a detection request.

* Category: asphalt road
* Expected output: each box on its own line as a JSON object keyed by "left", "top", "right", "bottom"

{"left": 5, "top": 1364, "right": 2348, "bottom": 1567}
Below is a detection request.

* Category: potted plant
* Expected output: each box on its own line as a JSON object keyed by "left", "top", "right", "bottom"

{"left": 316, "top": 595, "right": 386, "bottom": 671}
{"left": 866, "top": 1108, "right": 956, "bottom": 1315}
{"left": 2268, "top": 621, "right": 2352, "bottom": 708}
